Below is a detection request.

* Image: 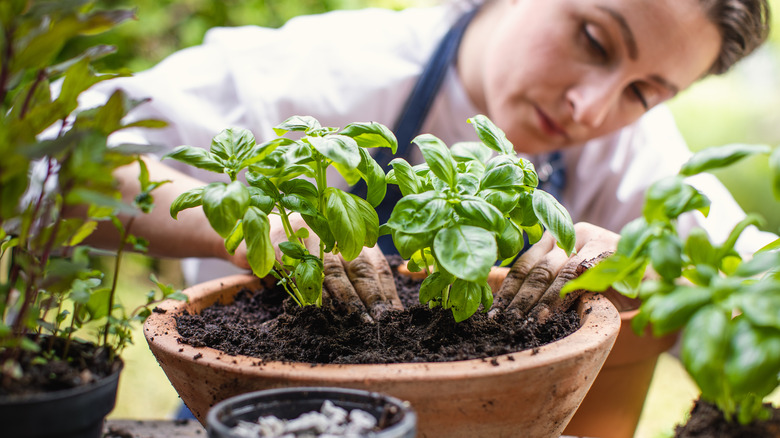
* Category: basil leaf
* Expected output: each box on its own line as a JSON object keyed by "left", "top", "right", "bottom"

{"left": 162, "top": 145, "right": 224, "bottom": 174}
{"left": 357, "top": 147, "right": 387, "bottom": 207}
{"left": 451, "top": 140, "right": 493, "bottom": 164}
{"left": 532, "top": 189, "right": 575, "bottom": 255}
{"left": 386, "top": 193, "right": 452, "bottom": 234}
{"left": 434, "top": 225, "right": 496, "bottom": 282}
{"left": 274, "top": 115, "right": 321, "bottom": 135}
{"left": 323, "top": 188, "right": 365, "bottom": 261}
{"left": 467, "top": 114, "right": 514, "bottom": 155}
{"left": 496, "top": 219, "right": 524, "bottom": 260}
{"left": 648, "top": 233, "right": 683, "bottom": 281}
{"left": 480, "top": 158, "right": 525, "bottom": 190}
{"left": 308, "top": 135, "right": 361, "bottom": 169}
{"left": 340, "top": 121, "right": 398, "bottom": 154}
{"left": 681, "top": 306, "right": 730, "bottom": 401}
{"left": 391, "top": 230, "right": 435, "bottom": 259}
{"left": 224, "top": 220, "right": 244, "bottom": 255}
{"left": 680, "top": 144, "right": 771, "bottom": 176}
{"left": 725, "top": 317, "right": 780, "bottom": 399}
{"left": 389, "top": 158, "right": 421, "bottom": 196}
{"left": 454, "top": 195, "right": 505, "bottom": 232}
{"left": 170, "top": 187, "right": 203, "bottom": 219}
{"left": 210, "top": 127, "right": 256, "bottom": 163}
{"left": 279, "top": 179, "right": 319, "bottom": 202}
{"left": 449, "top": 279, "right": 484, "bottom": 322}
{"left": 279, "top": 241, "right": 307, "bottom": 260}
{"left": 280, "top": 194, "right": 319, "bottom": 217}
{"left": 648, "top": 286, "right": 711, "bottom": 336}
{"left": 202, "top": 181, "right": 249, "bottom": 238}
{"left": 414, "top": 133, "right": 457, "bottom": 188}
{"left": 295, "top": 257, "right": 324, "bottom": 305}
{"left": 242, "top": 207, "right": 275, "bottom": 278}
{"left": 353, "top": 195, "right": 380, "bottom": 248}
{"left": 419, "top": 270, "right": 455, "bottom": 305}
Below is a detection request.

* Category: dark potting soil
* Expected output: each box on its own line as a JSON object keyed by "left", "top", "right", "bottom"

{"left": 175, "top": 255, "right": 582, "bottom": 365}
{"left": 675, "top": 399, "right": 780, "bottom": 438}
{"left": 0, "top": 335, "right": 120, "bottom": 397}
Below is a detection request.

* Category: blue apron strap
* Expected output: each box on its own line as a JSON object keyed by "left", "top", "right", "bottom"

{"left": 537, "top": 151, "right": 566, "bottom": 201}
{"left": 359, "top": 7, "right": 480, "bottom": 254}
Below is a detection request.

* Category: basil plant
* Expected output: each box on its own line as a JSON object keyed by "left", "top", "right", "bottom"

{"left": 381, "top": 115, "right": 576, "bottom": 322}
{"left": 563, "top": 144, "right": 780, "bottom": 425}
{"left": 165, "top": 116, "right": 397, "bottom": 307}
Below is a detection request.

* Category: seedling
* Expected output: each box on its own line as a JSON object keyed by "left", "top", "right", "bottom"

{"left": 382, "top": 115, "right": 576, "bottom": 321}
{"left": 165, "top": 116, "right": 397, "bottom": 306}
{"left": 563, "top": 143, "right": 780, "bottom": 425}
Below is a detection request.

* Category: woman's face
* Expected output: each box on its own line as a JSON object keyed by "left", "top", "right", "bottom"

{"left": 479, "top": 0, "right": 721, "bottom": 154}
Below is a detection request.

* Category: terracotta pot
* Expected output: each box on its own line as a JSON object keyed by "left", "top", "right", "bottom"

{"left": 144, "top": 274, "right": 620, "bottom": 438}
{"left": 563, "top": 307, "right": 679, "bottom": 438}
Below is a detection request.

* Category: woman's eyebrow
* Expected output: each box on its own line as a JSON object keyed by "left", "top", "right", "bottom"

{"left": 597, "top": 6, "right": 638, "bottom": 60}
{"left": 596, "top": 5, "right": 680, "bottom": 96}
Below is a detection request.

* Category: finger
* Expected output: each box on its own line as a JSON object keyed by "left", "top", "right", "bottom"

{"left": 363, "top": 247, "right": 403, "bottom": 310}
{"left": 345, "top": 250, "right": 398, "bottom": 320}
{"left": 528, "top": 252, "right": 585, "bottom": 324}
{"left": 489, "top": 233, "right": 556, "bottom": 316}
{"left": 506, "top": 245, "right": 569, "bottom": 318}
{"left": 322, "top": 253, "right": 371, "bottom": 322}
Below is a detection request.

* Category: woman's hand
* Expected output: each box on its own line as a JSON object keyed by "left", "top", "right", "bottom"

{"left": 228, "top": 213, "right": 402, "bottom": 322}
{"left": 489, "top": 222, "right": 620, "bottom": 322}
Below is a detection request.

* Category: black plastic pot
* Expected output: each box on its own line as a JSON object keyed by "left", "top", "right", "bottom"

{"left": 0, "top": 362, "right": 122, "bottom": 438}
{"left": 207, "top": 387, "right": 417, "bottom": 438}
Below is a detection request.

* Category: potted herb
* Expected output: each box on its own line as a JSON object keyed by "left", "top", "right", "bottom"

{"left": 144, "top": 114, "right": 620, "bottom": 438}
{"left": 0, "top": 2, "right": 184, "bottom": 437}
{"left": 563, "top": 143, "right": 780, "bottom": 437}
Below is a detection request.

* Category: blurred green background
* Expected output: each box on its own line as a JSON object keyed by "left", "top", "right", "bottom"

{"left": 67, "top": 0, "right": 780, "bottom": 437}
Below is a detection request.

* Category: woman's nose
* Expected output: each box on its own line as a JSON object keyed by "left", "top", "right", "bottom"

{"left": 566, "top": 77, "right": 622, "bottom": 129}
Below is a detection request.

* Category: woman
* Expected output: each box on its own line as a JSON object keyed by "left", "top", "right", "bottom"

{"left": 85, "top": 0, "right": 772, "bottom": 316}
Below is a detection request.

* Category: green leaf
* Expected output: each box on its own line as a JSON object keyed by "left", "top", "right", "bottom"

{"left": 279, "top": 179, "right": 319, "bottom": 203}
{"left": 224, "top": 220, "right": 244, "bottom": 255}
{"left": 247, "top": 187, "right": 275, "bottom": 214}
{"left": 681, "top": 306, "right": 730, "bottom": 401}
{"left": 353, "top": 195, "right": 380, "bottom": 248}
{"left": 389, "top": 158, "right": 421, "bottom": 196}
{"left": 279, "top": 241, "right": 307, "bottom": 260}
{"left": 86, "top": 288, "right": 111, "bottom": 320}
{"left": 649, "top": 233, "right": 683, "bottom": 281}
{"left": 449, "top": 279, "right": 484, "bottom": 322}
{"left": 644, "top": 177, "right": 711, "bottom": 221}
{"left": 734, "top": 249, "right": 780, "bottom": 278}
{"left": 451, "top": 141, "right": 493, "bottom": 164}
{"left": 294, "top": 257, "right": 324, "bottom": 305}
{"left": 561, "top": 253, "right": 647, "bottom": 296}
{"left": 202, "top": 181, "right": 249, "bottom": 238}
{"left": 356, "top": 148, "right": 387, "bottom": 207}
{"left": 209, "top": 127, "right": 256, "bottom": 163}
{"left": 480, "top": 157, "right": 526, "bottom": 190}
{"left": 280, "top": 194, "right": 319, "bottom": 216}
{"left": 468, "top": 114, "right": 515, "bottom": 155}
{"left": 162, "top": 146, "right": 224, "bottom": 174}
{"left": 386, "top": 193, "right": 452, "bottom": 234}
{"left": 340, "top": 121, "right": 398, "bottom": 154}
{"left": 680, "top": 144, "right": 771, "bottom": 176}
{"left": 303, "top": 213, "right": 335, "bottom": 253}
{"left": 684, "top": 228, "right": 716, "bottom": 267}
{"left": 734, "top": 286, "right": 780, "bottom": 330}
{"left": 323, "top": 188, "right": 365, "bottom": 261}
{"left": 240, "top": 138, "right": 290, "bottom": 168}
{"left": 532, "top": 190, "right": 575, "bottom": 255}
{"left": 481, "top": 189, "right": 519, "bottom": 213}
{"left": 391, "top": 230, "right": 434, "bottom": 259}
{"left": 245, "top": 172, "right": 280, "bottom": 201}
{"left": 725, "top": 317, "right": 780, "bottom": 399}
{"left": 242, "top": 207, "right": 275, "bottom": 278}
{"left": 419, "top": 271, "right": 455, "bottom": 304}
{"left": 170, "top": 187, "right": 204, "bottom": 219}
{"left": 453, "top": 195, "right": 505, "bottom": 232}
{"left": 434, "top": 225, "right": 496, "bottom": 282}
{"left": 67, "top": 220, "right": 98, "bottom": 246}
{"left": 770, "top": 147, "right": 780, "bottom": 200}
{"left": 717, "top": 214, "right": 764, "bottom": 262}
{"left": 308, "top": 135, "right": 361, "bottom": 169}
{"left": 413, "top": 134, "right": 457, "bottom": 188}
{"left": 496, "top": 219, "right": 524, "bottom": 260}
{"left": 649, "top": 286, "right": 712, "bottom": 336}
{"left": 273, "top": 115, "right": 321, "bottom": 135}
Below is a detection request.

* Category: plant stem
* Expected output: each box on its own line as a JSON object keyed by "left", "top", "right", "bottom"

{"left": 19, "top": 69, "right": 46, "bottom": 119}
{"left": 315, "top": 159, "right": 328, "bottom": 261}
{"left": 104, "top": 216, "right": 135, "bottom": 347}
{"left": 273, "top": 260, "right": 303, "bottom": 306}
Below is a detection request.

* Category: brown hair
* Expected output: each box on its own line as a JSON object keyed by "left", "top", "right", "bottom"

{"left": 701, "top": 0, "right": 772, "bottom": 74}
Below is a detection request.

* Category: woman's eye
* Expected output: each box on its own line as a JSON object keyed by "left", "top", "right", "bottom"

{"left": 630, "top": 84, "right": 649, "bottom": 109}
{"left": 583, "top": 24, "right": 608, "bottom": 60}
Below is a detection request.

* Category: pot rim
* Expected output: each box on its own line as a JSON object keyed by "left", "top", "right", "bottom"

{"left": 144, "top": 274, "right": 620, "bottom": 382}
{"left": 206, "top": 386, "right": 417, "bottom": 438}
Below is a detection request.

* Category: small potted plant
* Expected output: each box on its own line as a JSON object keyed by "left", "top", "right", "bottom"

{"left": 145, "top": 114, "right": 620, "bottom": 438}
{"left": 0, "top": 3, "right": 184, "bottom": 437}
{"left": 564, "top": 143, "right": 780, "bottom": 437}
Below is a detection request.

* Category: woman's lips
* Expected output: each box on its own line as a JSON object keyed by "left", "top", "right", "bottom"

{"left": 534, "top": 106, "right": 569, "bottom": 139}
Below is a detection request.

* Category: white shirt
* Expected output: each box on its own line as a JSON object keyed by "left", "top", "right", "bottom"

{"left": 80, "top": 5, "right": 774, "bottom": 284}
